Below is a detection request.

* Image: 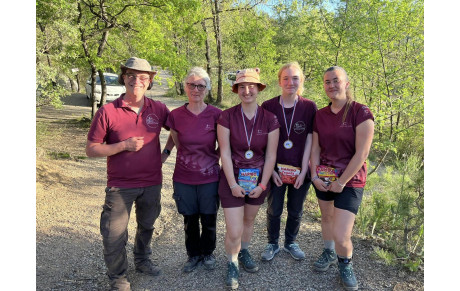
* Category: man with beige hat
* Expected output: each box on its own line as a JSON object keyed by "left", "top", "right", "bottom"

{"left": 86, "top": 57, "right": 174, "bottom": 290}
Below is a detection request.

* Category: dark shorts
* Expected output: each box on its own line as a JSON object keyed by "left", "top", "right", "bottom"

{"left": 173, "top": 181, "right": 219, "bottom": 215}
{"left": 218, "top": 169, "right": 268, "bottom": 208}
{"left": 314, "top": 186, "right": 364, "bottom": 215}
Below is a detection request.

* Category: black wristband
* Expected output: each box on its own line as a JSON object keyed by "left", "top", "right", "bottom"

{"left": 162, "top": 149, "right": 171, "bottom": 155}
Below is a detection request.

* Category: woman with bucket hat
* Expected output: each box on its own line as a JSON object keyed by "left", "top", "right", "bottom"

{"left": 217, "top": 68, "right": 280, "bottom": 289}
{"left": 87, "top": 57, "right": 173, "bottom": 290}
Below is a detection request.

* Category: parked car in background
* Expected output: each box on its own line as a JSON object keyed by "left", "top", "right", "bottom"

{"left": 85, "top": 73, "right": 125, "bottom": 104}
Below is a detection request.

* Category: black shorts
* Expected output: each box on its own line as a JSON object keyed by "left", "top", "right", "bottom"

{"left": 173, "top": 181, "right": 220, "bottom": 215}
{"left": 314, "top": 186, "right": 364, "bottom": 215}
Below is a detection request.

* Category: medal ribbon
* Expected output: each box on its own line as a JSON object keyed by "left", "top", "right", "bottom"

{"left": 241, "top": 105, "right": 258, "bottom": 151}
{"left": 281, "top": 97, "right": 297, "bottom": 141}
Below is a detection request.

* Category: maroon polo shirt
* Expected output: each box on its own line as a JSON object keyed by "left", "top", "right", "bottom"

{"left": 166, "top": 104, "right": 222, "bottom": 185}
{"left": 261, "top": 95, "right": 317, "bottom": 169}
{"left": 313, "top": 101, "right": 374, "bottom": 187}
{"left": 87, "top": 95, "right": 170, "bottom": 188}
{"left": 217, "top": 104, "right": 280, "bottom": 172}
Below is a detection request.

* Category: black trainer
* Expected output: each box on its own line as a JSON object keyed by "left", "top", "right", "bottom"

{"left": 183, "top": 255, "right": 202, "bottom": 273}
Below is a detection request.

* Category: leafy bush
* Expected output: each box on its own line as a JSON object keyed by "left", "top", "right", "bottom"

{"left": 356, "top": 154, "right": 424, "bottom": 271}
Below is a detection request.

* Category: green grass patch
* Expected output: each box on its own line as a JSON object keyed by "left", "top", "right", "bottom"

{"left": 47, "top": 151, "right": 87, "bottom": 161}
{"left": 72, "top": 115, "right": 92, "bottom": 129}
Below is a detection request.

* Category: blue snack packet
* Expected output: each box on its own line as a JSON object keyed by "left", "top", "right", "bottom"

{"left": 238, "top": 168, "right": 260, "bottom": 195}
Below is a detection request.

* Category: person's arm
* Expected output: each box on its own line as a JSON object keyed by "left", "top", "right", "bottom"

{"left": 161, "top": 133, "right": 175, "bottom": 163}
{"left": 310, "top": 132, "right": 328, "bottom": 192}
{"left": 328, "top": 119, "right": 374, "bottom": 193}
{"left": 217, "top": 124, "right": 245, "bottom": 198}
{"left": 294, "top": 132, "right": 312, "bottom": 189}
{"left": 249, "top": 128, "right": 279, "bottom": 198}
{"left": 86, "top": 136, "right": 144, "bottom": 158}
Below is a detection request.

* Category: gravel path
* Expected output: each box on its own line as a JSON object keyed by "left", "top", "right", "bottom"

{"left": 36, "top": 70, "right": 423, "bottom": 290}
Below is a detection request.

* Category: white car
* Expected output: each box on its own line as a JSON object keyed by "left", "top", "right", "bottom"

{"left": 85, "top": 73, "right": 125, "bottom": 104}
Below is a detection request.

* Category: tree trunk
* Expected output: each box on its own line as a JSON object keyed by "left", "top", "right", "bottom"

{"left": 212, "top": 0, "right": 223, "bottom": 104}
{"left": 98, "top": 69, "right": 107, "bottom": 105}
{"left": 202, "top": 19, "right": 214, "bottom": 103}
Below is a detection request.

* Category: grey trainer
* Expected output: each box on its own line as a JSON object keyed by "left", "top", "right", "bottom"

{"left": 238, "top": 249, "right": 259, "bottom": 273}
{"left": 283, "top": 243, "right": 305, "bottom": 260}
{"left": 313, "top": 248, "right": 337, "bottom": 271}
{"left": 226, "top": 261, "right": 239, "bottom": 290}
{"left": 338, "top": 259, "right": 358, "bottom": 290}
{"left": 261, "top": 243, "right": 280, "bottom": 261}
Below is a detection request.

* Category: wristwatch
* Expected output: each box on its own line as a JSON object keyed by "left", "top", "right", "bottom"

{"left": 162, "top": 149, "right": 171, "bottom": 155}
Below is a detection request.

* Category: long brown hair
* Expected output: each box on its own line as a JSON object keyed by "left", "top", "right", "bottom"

{"left": 324, "top": 66, "right": 353, "bottom": 122}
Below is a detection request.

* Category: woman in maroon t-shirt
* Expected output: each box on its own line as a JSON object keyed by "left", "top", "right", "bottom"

{"left": 217, "top": 68, "right": 279, "bottom": 289}
{"left": 310, "top": 66, "right": 374, "bottom": 290}
{"left": 166, "top": 67, "right": 222, "bottom": 273}
{"left": 260, "top": 62, "right": 317, "bottom": 262}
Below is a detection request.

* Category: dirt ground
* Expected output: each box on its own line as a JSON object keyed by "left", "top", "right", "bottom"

{"left": 36, "top": 70, "right": 423, "bottom": 290}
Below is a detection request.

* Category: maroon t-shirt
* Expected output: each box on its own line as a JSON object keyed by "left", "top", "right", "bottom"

{"left": 217, "top": 104, "right": 280, "bottom": 172}
{"left": 87, "top": 95, "right": 170, "bottom": 188}
{"left": 262, "top": 96, "right": 317, "bottom": 169}
{"left": 166, "top": 104, "right": 222, "bottom": 185}
{"left": 313, "top": 101, "right": 374, "bottom": 187}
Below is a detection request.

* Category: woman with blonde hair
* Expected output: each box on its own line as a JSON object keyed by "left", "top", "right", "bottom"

{"left": 260, "top": 62, "right": 317, "bottom": 261}
{"left": 310, "top": 66, "right": 374, "bottom": 290}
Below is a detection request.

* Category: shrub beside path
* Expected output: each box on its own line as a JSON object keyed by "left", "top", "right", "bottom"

{"left": 36, "top": 70, "right": 423, "bottom": 290}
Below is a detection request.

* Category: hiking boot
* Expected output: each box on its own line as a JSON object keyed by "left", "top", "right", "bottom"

{"left": 238, "top": 249, "right": 259, "bottom": 273}
{"left": 338, "top": 259, "right": 358, "bottom": 291}
{"left": 261, "top": 243, "right": 280, "bottom": 261}
{"left": 283, "top": 243, "right": 305, "bottom": 260}
{"left": 203, "top": 254, "right": 217, "bottom": 270}
{"left": 109, "top": 276, "right": 130, "bottom": 291}
{"left": 225, "top": 261, "right": 239, "bottom": 290}
{"left": 135, "top": 259, "right": 161, "bottom": 276}
{"left": 182, "top": 255, "right": 202, "bottom": 273}
{"left": 313, "top": 248, "right": 337, "bottom": 271}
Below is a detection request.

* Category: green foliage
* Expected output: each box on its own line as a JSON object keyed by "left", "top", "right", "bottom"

{"left": 356, "top": 154, "right": 424, "bottom": 268}
{"left": 373, "top": 246, "right": 396, "bottom": 266}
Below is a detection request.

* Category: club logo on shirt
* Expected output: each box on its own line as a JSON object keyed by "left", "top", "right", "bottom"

{"left": 293, "top": 121, "right": 306, "bottom": 134}
{"left": 340, "top": 121, "right": 352, "bottom": 128}
{"left": 362, "top": 106, "right": 370, "bottom": 116}
{"left": 146, "top": 114, "right": 159, "bottom": 129}
{"left": 257, "top": 129, "right": 267, "bottom": 135}
{"left": 205, "top": 124, "right": 213, "bottom": 131}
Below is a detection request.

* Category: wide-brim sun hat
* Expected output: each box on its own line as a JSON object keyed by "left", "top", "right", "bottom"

{"left": 231, "top": 68, "right": 266, "bottom": 93}
{"left": 118, "top": 57, "right": 157, "bottom": 89}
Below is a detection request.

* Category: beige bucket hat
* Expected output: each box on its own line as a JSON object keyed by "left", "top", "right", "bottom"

{"left": 118, "top": 57, "right": 157, "bottom": 89}
{"left": 232, "top": 68, "right": 266, "bottom": 93}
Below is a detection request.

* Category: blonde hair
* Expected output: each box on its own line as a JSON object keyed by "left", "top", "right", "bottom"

{"left": 324, "top": 66, "right": 353, "bottom": 122}
{"left": 278, "top": 62, "right": 305, "bottom": 96}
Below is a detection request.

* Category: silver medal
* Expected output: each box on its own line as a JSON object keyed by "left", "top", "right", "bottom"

{"left": 283, "top": 140, "right": 293, "bottom": 149}
{"left": 245, "top": 150, "right": 254, "bottom": 159}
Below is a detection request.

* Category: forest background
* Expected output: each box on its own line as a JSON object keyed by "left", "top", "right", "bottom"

{"left": 25, "top": 0, "right": 451, "bottom": 288}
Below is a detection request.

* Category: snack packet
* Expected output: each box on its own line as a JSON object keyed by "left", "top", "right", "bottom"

{"left": 316, "top": 165, "right": 339, "bottom": 186}
{"left": 238, "top": 168, "right": 260, "bottom": 195}
{"left": 277, "top": 163, "right": 301, "bottom": 184}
